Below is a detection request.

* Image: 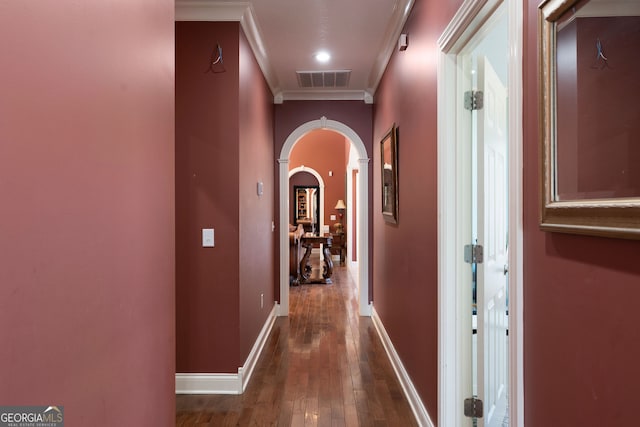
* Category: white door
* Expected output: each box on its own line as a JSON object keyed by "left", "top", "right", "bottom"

{"left": 476, "top": 55, "right": 509, "bottom": 427}
{"left": 439, "top": 1, "right": 522, "bottom": 425}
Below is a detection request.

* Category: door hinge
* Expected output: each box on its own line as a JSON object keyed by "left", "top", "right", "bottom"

{"left": 464, "top": 90, "right": 484, "bottom": 110}
{"left": 464, "top": 244, "right": 483, "bottom": 264}
{"left": 464, "top": 396, "right": 484, "bottom": 418}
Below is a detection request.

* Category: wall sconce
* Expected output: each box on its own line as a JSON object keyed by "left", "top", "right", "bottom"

{"left": 334, "top": 199, "right": 346, "bottom": 233}
{"left": 205, "top": 43, "right": 226, "bottom": 73}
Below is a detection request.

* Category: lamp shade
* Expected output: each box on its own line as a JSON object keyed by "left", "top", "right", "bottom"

{"left": 335, "top": 199, "right": 346, "bottom": 210}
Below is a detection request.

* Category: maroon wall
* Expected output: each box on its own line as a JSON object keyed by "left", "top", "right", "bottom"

{"left": 575, "top": 17, "right": 640, "bottom": 198}
{"left": 176, "top": 21, "right": 275, "bottom": 373}
{"left": 274, "top": 101, "right": 373, "bottom": 301}
{"left": 176, "top": 21, "right": 241, "bottom": 373}
{"left": 525, "top": 1, "right": 640, "bottom": 425}
{"left": 0, "top": 1, "right": 175, "bottom": 425}
{"left": 238, "top": 29, "right": 276, "bottom": 361}
{"left": 557, "top": 16, "right": 640, "bottom": 199}
{"left": 289, "top": 130, "right": 350, "bottom": 234}
{"left": 372, "top": 0, "right": 464, "bottom": 422}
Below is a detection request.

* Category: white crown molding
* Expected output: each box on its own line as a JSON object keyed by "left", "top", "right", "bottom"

{"left": 238, "top": 3, "right": 281, "bottom": 95}
{"left": 367, "top": 0, "right": 415, "bottom": 93}
{"left": 176, "top": 0, "right": 249, "bottom": 21}
{"left": 372, "top": 307, "right": 434, "bottom": 427}
{"left": 278, "top": 89, "right": 374, "bottom": 104}
{"left": 175, "top": 1, "right": 280, "bottom": 97}
{"left": 176, "top": 0, "right": 404, "bottom": 103}
{"left": 176, "top": 304, "right": 277, "bottom": 394}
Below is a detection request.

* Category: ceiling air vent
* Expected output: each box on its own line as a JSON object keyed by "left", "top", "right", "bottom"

{"left": 296, "top": 70, "right": 351, "bottom": 88}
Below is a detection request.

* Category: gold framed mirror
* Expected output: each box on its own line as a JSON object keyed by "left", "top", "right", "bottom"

{"left": 539, "top": 0, "right": 640, "bottom": 239}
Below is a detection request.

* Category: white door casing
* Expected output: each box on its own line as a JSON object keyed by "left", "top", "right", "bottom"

{"left": 288, "top": 166, "right": 326, "bottom": 234}
{"left": 437, "top": 0, "right": 523, "bottom": 426}
{"left": 278, "top": 117, "right": 371, "bottom": 317}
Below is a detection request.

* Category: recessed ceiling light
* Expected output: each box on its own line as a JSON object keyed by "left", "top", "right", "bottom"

{"left": 315, "top": 51, "right": 331, "bottom": 63}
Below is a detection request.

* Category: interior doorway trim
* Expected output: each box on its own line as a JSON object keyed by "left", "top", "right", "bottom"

{"left": 289, "top": 166, "right": 326, "bottom": 235}
{"left": 437, "top": 0, "right": 523, "bottom": 425}
{"left": 277, "top": 116, "right": 371, "bottom": 317}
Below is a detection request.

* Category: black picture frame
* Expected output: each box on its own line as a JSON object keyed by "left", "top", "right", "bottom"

{"left": 380, "top": 124, "right": 398, "bottom": 224}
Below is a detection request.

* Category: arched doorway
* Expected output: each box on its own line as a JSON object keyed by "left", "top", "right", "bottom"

{"left": 278, "top": 116, "right": 370, "bottom": 316}
{"left": 288, "top": 166, "right": 326, "bottom": 234}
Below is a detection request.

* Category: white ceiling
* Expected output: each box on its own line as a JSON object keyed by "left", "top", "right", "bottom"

{"left": 176, "top": 0, "right": 414, "bottom": 103}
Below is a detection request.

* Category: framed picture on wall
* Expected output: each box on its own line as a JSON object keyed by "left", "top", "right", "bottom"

{"left": 380, "top": 124, "right": 398, "bottom": 224}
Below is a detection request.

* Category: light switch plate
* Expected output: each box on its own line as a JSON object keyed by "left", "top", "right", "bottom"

{"left": 330, "top": 215, "right": 336, "bottom": 221}
{"left": 202, "top": 228, "right": 214, "bottom": 247}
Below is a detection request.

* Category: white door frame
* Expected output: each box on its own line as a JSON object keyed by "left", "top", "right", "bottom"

{"left": 277, "top": 116, "right": 371, "bottom": 317}
{"left": 437, "top": 0, "right": 523, "bottom": 426}
{"left": 346, "top": 146, "right": 360, "bottom": 273}
{"left": 289, "top": 166, "right": 326, "bottom": 234}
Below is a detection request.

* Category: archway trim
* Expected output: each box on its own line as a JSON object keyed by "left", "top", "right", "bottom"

{"left": 277, "top": 117, "right": 371, "bottom": 316}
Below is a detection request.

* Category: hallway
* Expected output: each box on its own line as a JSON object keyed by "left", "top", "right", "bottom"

{"left": 176, "top": 262, "right": 418, "bottom": 426}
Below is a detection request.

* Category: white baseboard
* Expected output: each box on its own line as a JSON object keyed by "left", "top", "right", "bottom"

{"left": 175, "top": 372, "right": 242, "bottom": 394}
{"left": 371, "top": 307, "right": 434, "bottom": 427}
{"left": 176, "top": 303, "right": 277, "bottom": 394}
{"left": 239, "top": 303, "right": 277, "bottom": 391}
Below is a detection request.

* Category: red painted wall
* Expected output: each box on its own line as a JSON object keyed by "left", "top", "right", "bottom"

{"left": 274, "top": 101, "right": 373, "bottom": 301}
{"left": 372, "top": 0, "right": 464, "bottom": 422}
{"left": 238, "top": 29, "right": 276, "bottom": 361}
{"left": 525, "top": 1, "right": 640, "bottom": 425}
{"left": 289, "top": 130, "right": 350, "bottom": 234}
{"left": 557, "top": 16, "right": 640, "bottom": 199}
{"left": 176, "top": 22, "right": 275, "bottom": 373}
{"left": 0, "top": 1, "right": 175, "bottom": 425}
{"left": 176, "top": 21, "right": 241, "bottom": 373}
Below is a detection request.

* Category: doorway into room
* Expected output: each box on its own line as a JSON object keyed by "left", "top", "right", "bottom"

{"left": 438, "top": 0, "right": 523, "bottom": 426}
{"left": 290, "top": 169, "right": 324, "bottom": 235}
{"left": 278, "top": 117, "right": 370, "bottom": 317}
{"left": 463, "top": 12, "right": 510, "bottom": 424}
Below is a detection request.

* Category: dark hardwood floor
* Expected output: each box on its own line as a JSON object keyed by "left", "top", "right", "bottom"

{"left": 176, "top": 258, "right": 418, "bottom": 426}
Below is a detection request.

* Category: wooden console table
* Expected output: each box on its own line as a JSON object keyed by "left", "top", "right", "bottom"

{"left": 299, "top": 235, "right": 333, "bottom": 284}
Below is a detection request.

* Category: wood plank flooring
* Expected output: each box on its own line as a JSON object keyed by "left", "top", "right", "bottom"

{"left": 176, "top": 259, "right": 418, "bottom": 426}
